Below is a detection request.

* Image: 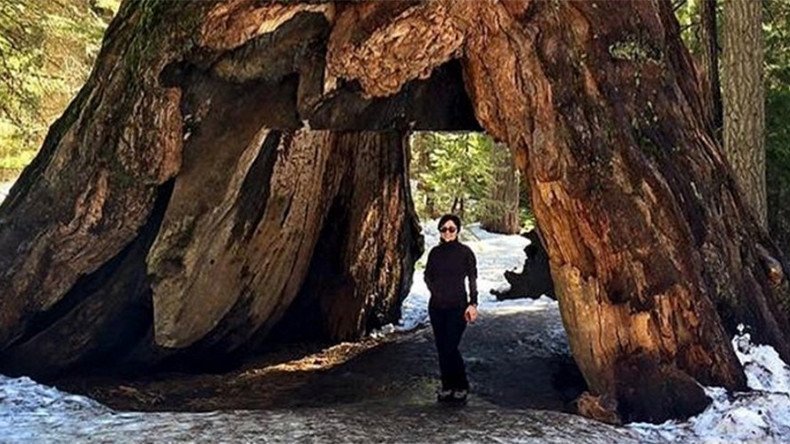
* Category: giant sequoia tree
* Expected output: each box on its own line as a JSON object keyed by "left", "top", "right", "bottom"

{"left": 1, "top": 0, "right": 789, "bottom": 425}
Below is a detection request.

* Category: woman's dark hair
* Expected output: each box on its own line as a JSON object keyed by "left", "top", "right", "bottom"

{"left": 437, "top": 214, "right": 462, "bottom": 231}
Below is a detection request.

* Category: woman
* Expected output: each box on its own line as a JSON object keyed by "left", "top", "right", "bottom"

{"left": 424, "top": 214, "right": 479, "bottom": 403}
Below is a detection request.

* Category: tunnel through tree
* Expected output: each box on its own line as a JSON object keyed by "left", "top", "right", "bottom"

{"left": 1, "top": 0, "right": 789, "bottom": 425}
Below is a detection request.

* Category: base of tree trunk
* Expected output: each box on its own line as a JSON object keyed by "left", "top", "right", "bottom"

{"left": 492, "top": 229, "right": 556, "bottom": 301}
{"left": 0, "top": 130, "right": 422, "bottom": 378}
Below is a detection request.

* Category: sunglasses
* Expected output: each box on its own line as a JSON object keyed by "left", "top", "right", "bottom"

{"left": 440, "top": 226, "right": 457, "bottom": 233}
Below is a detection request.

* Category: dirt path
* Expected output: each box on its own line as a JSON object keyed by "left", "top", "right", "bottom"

{"left": 57, "top": 302, "right": 586, "bottom": 415}
{"left": 23, "top": 302, "right": 655, "bottom": 442}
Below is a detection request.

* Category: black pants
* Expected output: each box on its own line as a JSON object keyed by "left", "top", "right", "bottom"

{"left": 429, "top": 306, "right": 469, "bottom": 391}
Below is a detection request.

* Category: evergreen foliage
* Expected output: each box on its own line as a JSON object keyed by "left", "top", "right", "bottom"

{"left": 0, "top": 0, "right": 119, "bottom": 179}
{"left": 409, "top": 131, "right": 532, "bottom": 229}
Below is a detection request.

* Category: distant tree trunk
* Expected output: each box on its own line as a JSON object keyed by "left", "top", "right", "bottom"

{"left": 0, "top": 0, "right": 788, "bottom": 426}
{"left": 722, "top": 0, "right": 767, "bottom": 229}
{"left": 698, "top": 0, "right": 723, "bottom": 141}
{"left": 425, "top": 193, "right": 437, "bottom": 218}
{"left": 448, "top": 196, "right": 464, "bottom": 218}
{"left": 481, "top": 143, "right": 520, "bottom": 234}
{"left": 411, "top": 133, "right": 437, "bottom": 218}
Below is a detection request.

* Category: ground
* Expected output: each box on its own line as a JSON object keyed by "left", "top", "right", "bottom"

{"left": 5, "top": 300, "right": 646, "bottom": 443}
{"left": 55, "top": 299, "right": 584, "bottom": 414}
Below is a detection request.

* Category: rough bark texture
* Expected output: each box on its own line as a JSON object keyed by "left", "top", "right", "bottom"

{"left": 1, "top": 0, "right": 789, "bottom": 425}
{"left": 0, "top": 1, "right": 186, "bottom": 350}
{"left": 722, "top": 0, "right": 767, "bottom": 229}
{"left": 468, "top": 1, "right": 787, "bottom": 422}
{"left": 147, "top": 130, "right": 340, "bottom": 353}
{"left": 272, "top": 132, "right": 422, "bottom": 343}
{"left": 0, "top": 2, "right": 423, "bottom": 376}
{"left": 481, "top": 144, "right": 521, "bottom": 235}
{"left": 0, "top": 182, "right": 173, "bottom": 377}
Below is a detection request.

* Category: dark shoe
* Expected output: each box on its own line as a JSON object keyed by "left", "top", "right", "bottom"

{"left": 436, "top": 388, "right": 453, "bottom": 403}
{"left": 450, "top": 389, "right": 468, "bottom": 403}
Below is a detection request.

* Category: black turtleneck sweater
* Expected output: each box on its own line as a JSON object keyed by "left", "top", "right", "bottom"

{"left": 424, "top": 240, "right": 478, "bottom": 309}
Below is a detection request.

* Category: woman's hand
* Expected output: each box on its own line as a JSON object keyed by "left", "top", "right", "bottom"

{"left": 464, "top": 305, "right": 478, "bottom": 323}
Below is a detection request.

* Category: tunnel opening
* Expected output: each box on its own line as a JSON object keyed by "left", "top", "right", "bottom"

{"left": 46, "top": 48, "right": 588, "bottom": 413}
{"left": 255, "top": 123, "right": 587, "bottom": 413}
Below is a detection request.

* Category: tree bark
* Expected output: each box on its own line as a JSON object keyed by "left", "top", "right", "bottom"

{"left": 410, "top": 132, "right": 438, "bottom": 219}
{"left": 146, "top": 129, "right": 342, "bottom": 353}
{"left": 722, "top": 0, "right": 767, "bottom": 229}
{"left": 0, "top": 0, "right": 788, "bottom": 425}
{"left": 271, "top": 132, "right": 422, "bottom": 343}
{"left": 481, "top": 143, "right": 520, "bottom": 234}
{"left": 0, "top": 0, "right": 188, "bottom": 354}
{"left": 0, "top": 2, "right": 424, "bottom": 376}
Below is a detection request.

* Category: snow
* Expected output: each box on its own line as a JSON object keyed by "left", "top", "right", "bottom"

{"left": 0, "top": 216, "right": 789, "bottom": 442}
{"left": 733, "top": 325, "right": 790, "bottom": 394}
{"left": 0, "top": 182, "right": 12, "bottom": 203}
{"left": 630, "top": 327, "right": 790, "bottom": 442}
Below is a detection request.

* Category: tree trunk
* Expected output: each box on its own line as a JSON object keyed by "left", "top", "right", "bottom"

{"left": 0, "top": 0, "right": 189, "bottom": 367}
{"left": 0, "top": 0, "right": 788, "bottom": 425}
{"left": 698, "top": 0, "right": 723, "bottom": 141}
{"left": 146, "top": 129, "right": 343, "bottom": 354}
{"left": 491, "top": 228, "right": 555, "bottom": 301}
{"left": 0, "top": 2, "right": 426, "bottom": 376}
{"left": 481, "top": 143, "right": 520, "bottom": 234}
{"left": 325, "top": 0, "right": 790, "bottom": 422}
{"left": 411, "top": 132, "right": 438, "bottom": 218}
{"left": 270, "top": 131, "right": 422, "bottom": 343}
{"left": 721, "top": 0, "right": 767, "bottom": 229}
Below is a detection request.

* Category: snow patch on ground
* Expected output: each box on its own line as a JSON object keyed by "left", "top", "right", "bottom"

{"left": 0, "top": 181, "right": 13, "bottom": 204}
{"left": 629, "top": 331, "right": 790, "bottom": 442}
